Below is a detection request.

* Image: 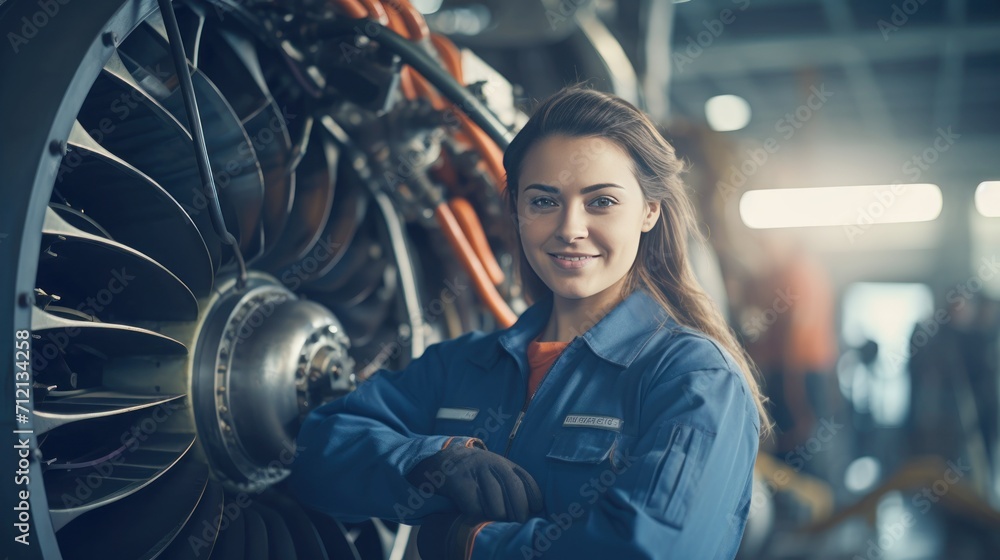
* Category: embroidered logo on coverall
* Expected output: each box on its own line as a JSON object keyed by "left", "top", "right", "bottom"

{"left": 436, "top": 407, "right": 479, "bottom": 421}
{"left": 563, "top": 415, "right": 623, "bottom": 431}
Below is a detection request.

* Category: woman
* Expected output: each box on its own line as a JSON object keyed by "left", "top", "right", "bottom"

{"left": 289, "top": 87, "right": 771, "bottom": 559}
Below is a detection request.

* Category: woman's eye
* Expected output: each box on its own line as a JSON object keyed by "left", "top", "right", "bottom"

{"left": 530, "top": 197, "right": 555, "bottom": 208}
{"left": 591, "top": 196, "right": 617, "bottom": 208}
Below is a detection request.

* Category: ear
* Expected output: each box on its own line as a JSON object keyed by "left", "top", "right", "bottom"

{"left": 641, "top": 201, "right": 660, "bottom": 232}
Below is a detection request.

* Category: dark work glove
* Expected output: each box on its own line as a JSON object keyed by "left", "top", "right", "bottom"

{"left": 416, "top": 513, "right": 481, "bottom": 560}
{"left": 405, "top": 439, "right": 544, "bottom": 522}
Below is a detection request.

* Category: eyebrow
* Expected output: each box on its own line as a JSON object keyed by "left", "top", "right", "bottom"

{"left": 523, "top": 183, "right": 626, "bottom": 194}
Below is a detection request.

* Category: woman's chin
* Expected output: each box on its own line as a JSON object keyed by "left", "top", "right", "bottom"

{"left": 548, "top": 284, "right": 596, "bottom": 301}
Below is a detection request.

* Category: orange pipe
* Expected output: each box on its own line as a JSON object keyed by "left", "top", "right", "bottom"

{"left": 399, "top": 70, "right": 419, "bottom": 102}
{"left": 436, "top": 203, "right": 516, "bottom": 328}
{"left": 357, "top": 0, "right": 389, "bottom": 25}
{"left": 336, "top": 0, "right": 516, "bottom": 325}
{"left": 383, "top": 7, "right": 418, "bottom": 100}
{"left": 449, "top": 197, "right": 505, "bottom": 286}
{"left": 428, "top": 32, "right": 506, "bottom": 187}
{"left": 381, "top": 3, "right": 448, "bottom": 111}
{"left": 331, "top": 0, "right": 368, "bottom": 18}
{"left": 332, "top": 0, "right": 413, "bottom": 98}
{"left": 389, "top": 0, "right": 430, "bottom": 41}
{"left": 429, "top": 32, "right": 468, "bottom": 117}
{"left": 431, "top": 33, "right": 463, "bottom": 84}
{"left": 342, "top": 0, "right": 502, "bottom": 190}
{"left": 413, "top": 74, "right": 446, "bottom": 109}
{"left": 382, "top": 3, "right": 444, "bottom": 109}
{"left": 460, "top": 113, "right": 506, "bottom": 187}
{"left": 425, "top": 31, "right": 510, "bottom": 300}
{"left": 370, "top": 6, "right": 503, "bottom": 188}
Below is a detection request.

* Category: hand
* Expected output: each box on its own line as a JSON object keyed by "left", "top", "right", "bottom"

{"left": 416, "top": 513, "right": 480, "bottom": 560}
{"left": 405, "top": 439, "right": 544, "bottom": 522}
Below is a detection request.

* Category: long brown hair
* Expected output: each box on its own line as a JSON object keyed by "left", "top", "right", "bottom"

{"left": 501, "top": 86, "right": 772, "bottom": 436}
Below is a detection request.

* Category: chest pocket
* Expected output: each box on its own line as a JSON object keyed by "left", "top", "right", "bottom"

{"left": 545, "top": 429, "right": 619, "bottom": 465}
{"left": 543, "top": 428, "right": 625, "bottom": 514}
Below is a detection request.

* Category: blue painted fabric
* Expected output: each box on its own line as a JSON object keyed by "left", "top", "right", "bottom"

{"left": 289, "top": 287, "right": 760, "bottom": 559}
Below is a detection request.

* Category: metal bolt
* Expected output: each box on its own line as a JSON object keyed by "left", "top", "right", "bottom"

{"left": 102, "top": 32, "right": 117, "bottom": 47}
{"left": 17, "top": 293, "right": 33, "bottom": 308}
{"left": 48, "top": 140, "right": 66, "bottom": 156}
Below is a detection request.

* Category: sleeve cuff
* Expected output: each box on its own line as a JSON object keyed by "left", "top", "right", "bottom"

{"left": 466, "top": 520, "right": 517, "bottom": 560}
{"left": 393, "top": 434, "right": 465, "bottom": 479}
{"left": 442, "top": 436, "right": 487, "bottom": 450}
{"left": 397, "top": 435, "right": 487, "bottom": 480}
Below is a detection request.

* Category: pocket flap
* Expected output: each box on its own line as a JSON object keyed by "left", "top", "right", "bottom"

{"left": 545, "top": 429, "right": 619, "bottom": 464}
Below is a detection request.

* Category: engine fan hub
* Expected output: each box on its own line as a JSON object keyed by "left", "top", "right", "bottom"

{"left": 194, "top": 272, "right": 355, "bottom": 491}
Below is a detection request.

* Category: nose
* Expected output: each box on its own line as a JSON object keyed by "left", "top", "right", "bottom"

{"left": 554, "top": 205, "right": 588, "bottom": 244}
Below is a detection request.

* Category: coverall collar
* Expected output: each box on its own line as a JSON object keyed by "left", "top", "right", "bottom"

{"left": 493, "top": 286, "right": 674, "bottom": 369}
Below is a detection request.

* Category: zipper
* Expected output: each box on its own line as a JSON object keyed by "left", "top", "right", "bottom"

{"left": 503, "top": 409, "right": 526, "bottom": 457}
{"left": 501, "top": 338, "right": 577, "bottom": 458}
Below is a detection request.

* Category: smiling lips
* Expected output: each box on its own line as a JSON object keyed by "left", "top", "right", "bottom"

{"left": 549, "top": 253, "right": 598, "bottom": 269}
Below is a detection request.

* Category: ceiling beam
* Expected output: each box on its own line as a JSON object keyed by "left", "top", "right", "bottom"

{"left": 669, "top": 24, "right": 1000, "bottom": 80}
{"left": 933, "top": 0, "right": 966, "bottom": 128}
{"left": 672, "top": 0, "right": 770, "bottom": 121}
{"left": 820, "top": 0, "right": 894, "bottom": 137}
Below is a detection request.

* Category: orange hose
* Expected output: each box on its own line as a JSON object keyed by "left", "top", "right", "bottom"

{"left": 357, "top": 0, "right": 389, "bottom": 25}
{"left": 390, "top": 0, "right": 430, "bottom": 41}
{"left": 331, "top": 0, "right": 368, "bottom": 18}
{"left": 383, "top": 2, "right": 444, "bottom": 109}
{"left": 428, "top": 33, "right": 506, "bottom": 187}
{"left": 449, "top": 197, "right": 505, "bottom": 286}
{"left": 337, "top": 0, "right": 516, "bottom": 325}
{"left": 384, "top": 7, "right": 418, "bottom": 100}
{"left": 436, "top": 203, "right": 516, "bottom": 328}
{"left": 413, "top": 74, "right": 446, "bottom": 109}
{"left": 428, "top": 33, "right": 477, "bottom": 151}
{"left": 333, "top": 0, "right": 413, "bottom": 98}
{"left": 431, "top": 33, "right": 463, "bottom": 84}
{"left": 461, "top": 113, "right": 506, "bottom": 187}
{"left": 399, "top": 70, "right": 419, "bottom": 102}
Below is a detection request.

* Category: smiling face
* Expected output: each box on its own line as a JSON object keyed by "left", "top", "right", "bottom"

{"left": 516, "top": 134, "right": 660, "bottom": 309}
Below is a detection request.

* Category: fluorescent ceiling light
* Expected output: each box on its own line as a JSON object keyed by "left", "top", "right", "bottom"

{"left": 739, "top": 184, "right": 943, "bottom": 229}
{"left": 705, "top": 94, "right": 751, "bottom": 132}
{"left": 975, "top": 181, "right": 1000, "bottom": 217}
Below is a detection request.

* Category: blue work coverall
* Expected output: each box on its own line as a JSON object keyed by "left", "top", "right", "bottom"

{"left": 289, "top": 287, "right": 760, "bottom": 559}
